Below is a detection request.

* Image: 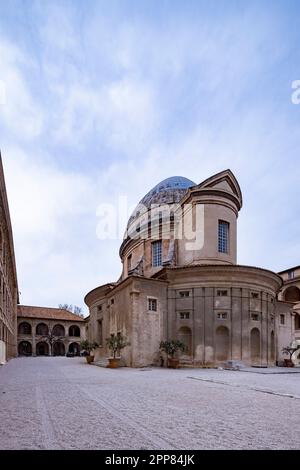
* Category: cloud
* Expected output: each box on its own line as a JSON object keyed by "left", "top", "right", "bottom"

{"left": 0, "top": 38, "right": 44, "bottom": 140}
{"left": 0, "top": 0, "right": 299, "bottom": 311}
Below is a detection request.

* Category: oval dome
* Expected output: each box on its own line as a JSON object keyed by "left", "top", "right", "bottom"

{"left": 127, "top": 176, "right": 196, "bottom": 229}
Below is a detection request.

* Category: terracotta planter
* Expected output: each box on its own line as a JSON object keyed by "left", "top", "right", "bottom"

{"left": 284, "top": 358, "right": 294, "bottom": 367}
{"left": 167, "top": 358, "right": 180, "bottom": 369}
{"left": 107, "top": 358, "right": 121, "bottom": 369}
{"left": 86, "top": 355, "right": 94, "bottom": 364}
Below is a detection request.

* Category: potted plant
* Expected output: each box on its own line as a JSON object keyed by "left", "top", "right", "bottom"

{"left": 80, "top": 340, "right": 99, "bottom": 364}
{"left": 106, "top": 333, "right": 130, "bottom": 368}
{"left": 159, "top": 340, "right": 186, "bottom": 369}
{"left": 282, "top": 345, "right": 300, "bottom": 367}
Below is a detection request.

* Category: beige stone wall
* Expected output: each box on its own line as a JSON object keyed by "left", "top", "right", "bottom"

{"left": 86, "top": 277, "right": 167, "bottom": 367}
{"left": 164, "top": 265, "right": 281, "bottom": 367}
{"left": 177, "top": 202, "right": 237, "bottom": 267}
{"left": 0, "top": 159, "right": 18, "bottom": 361}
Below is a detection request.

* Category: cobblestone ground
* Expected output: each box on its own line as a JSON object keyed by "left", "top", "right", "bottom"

{"left": 0, "top": 357, "right": 299, "bottom": 450}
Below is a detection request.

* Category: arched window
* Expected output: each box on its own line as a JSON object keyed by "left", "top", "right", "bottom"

{"left": 52, "top": 324, "right": 65, "bottom": 337}
{"left": 270, "top": 331, "right": 275, "bottom": 362}
{"left": 284, "top": 286, "right": 300, "bottom": 302}
{"left": 215, "top": 326, "right": 230, "bottom": 361}
{"left": 36, "top": 323, "right": 49, "bottom": 336}
{"left": 69, "top": 325, "right": 80, "bottom": 337}
{"left": 177, "top": 326, "right": 192, "bottom": 355}
{"left": 18, "top": 322, "right": 32, "bottom": 335}
{"left": 250, "top": 328, "right": 260, "bottom": 363}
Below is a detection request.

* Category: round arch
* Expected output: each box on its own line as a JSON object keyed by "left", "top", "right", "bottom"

{"left": 36, "top": 341, "right": 49, "bottom": 356}
{"left": 250, "top": 328, "right": 261, "bottom": 364}
{"left": 177, "top": 326, "right": 192, "bottom": 355}
{"left": 215, "top": 326, "right": 230, "bottom": 361}
{"left": 53, "top": 341, "right": 65, "bottom": 356}
{"left": 270, "top": 331, "right": 275, "bottom": 362}
{"left": 69, "top": 325, "right": 80, "bottom": 337}
{"left": 36, "top": 323, "right": 49, "bottom": 336}
{"left": 283, "top": 286, "right": 300, "bottom": 302}
{"left": 18, "top": 341, "right": 32, "bottom": 356}
{"left": 18, "top": 322, "right": 32, "bottom": 335}
{"left": 52, "top": 324, "right": 65, "bottom": 337}
{"left": 68, "top": 342, "right": 80, "bottom": 356}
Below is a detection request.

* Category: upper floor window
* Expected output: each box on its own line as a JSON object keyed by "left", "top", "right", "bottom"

{"left": 217, "top": 290, "right": 228, "bottom": 297}
{"left": 148, "top": 298, "right": 157, "bottom": 312}
{"left": 152, "top": 240, "right": 162, "bottom": 267}
{"left": 288, "top": 270, "right": 295, "bottom": 280}
{"left": 179, "top": 291, "right": 190, "bottom": 298}
{"left": 218, "top": 220, "right": 229, "bottom": 254}
{"left": 251, "top": 292, "right": 259, "bottom": 299}
{"left": 217, "top": 312, "right": 228, "bottom": 320}
{"left": 127, "top": 254, "right": 132, "bottom": 273}
{"left": 280, "top": 314, "right": 285, "bottom": 325}
{"left": 251, "top": 313, "right": 260, "bottom": 321}
{"left": 179, "top": 312, "right": 190, "bottom": 319}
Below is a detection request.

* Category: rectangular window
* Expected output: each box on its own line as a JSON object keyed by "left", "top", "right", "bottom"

{"left": 179, "top": 290, "right": 190, "bottom": 298}
{"left": 251, "top": 313, "right": 260, "bottom": 321}
{"left": 179, "top": 312, "right": 190, "bottom": 320}
{"left": 288, "top": 270, "right": 295, "bottom": 280}
{"left": 280, "top": 314, "right": 285, "bottom": 325}
{"left": 217, "top": 290, "right": 228, "bottom": 297}
{"left": 111, "top": 299, "right": 114, "bottom": 305}
{"left": 218, "top": 220, "right": 229, "bottom": 254}
{"left": 152, "top": 240, "right": 162, "bottom": 267}
{"left": 127, "top": 254, "right": 132, "bottom": 273}
{"left": 148, "top": 298, "right": 157, "bottom": 312}
{"left": 97, "top": 305, "right": 102, "bottom": 312}
{"left": 251, "top": 292, "right": 259, "bottom": 299}
{"left": 217, "top": 312, "right": 228, "bottom": 320}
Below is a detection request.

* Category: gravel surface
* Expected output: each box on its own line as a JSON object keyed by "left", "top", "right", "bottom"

{"left": 0, "top": 357, "right": 299, "bottom": 450}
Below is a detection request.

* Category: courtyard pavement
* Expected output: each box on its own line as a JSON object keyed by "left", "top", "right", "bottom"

{"left": 0, "top": 357, "right": 299, "bottom": 450}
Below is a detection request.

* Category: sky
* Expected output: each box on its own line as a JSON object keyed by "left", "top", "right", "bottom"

{"left": 0, "top": 0, "right": 300, "bottom": 314}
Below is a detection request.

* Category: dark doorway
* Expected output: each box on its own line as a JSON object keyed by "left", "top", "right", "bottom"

{"left": 53, "top": 341, "right": 65, "bottom": 356}
{"left": 36, "top": 342, "right": 49, "bottom": 356}
{"left": 18, "top": 341, "right": 32, "bottom": 356}
{"left": 68, "top": 342, "right": 80, "bottom": 356}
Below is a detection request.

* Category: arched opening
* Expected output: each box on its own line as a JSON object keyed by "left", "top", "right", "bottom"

{"left": 270, "top": 331, "right": 275, "bottom": 362}
{"left": 69, "top": 325, "right": 80, "bottom": 337}
{"left": 18, "top": 341, "right": 32, "bottom": 356}
{"left": 250, "top": 328, "right": 261, "bottom": 364}
{"left": 53, "top": 341, "right": 65, "bottom": 356}
{"left": 36, "top": 323, "right": 48, "bottom": 336}
{"left": 215, "top": 326, "right": 230, "bottom": 361}
{"left": 177, "top": 326, "right": 192, "bottom": 355}
{"left": 36, "top": 341, "right": 49, "bottom": 356}
{"left": 68, "top": 342, "right": 80, "bottom": 356}
{"left": 284, "top": 286, "right": 300, "bottom": 302}
{"left": 52, "top": 324, "right": 65, "bottom": 337}
{"left": 18, "top": 322, "right": 32, "bottom": 335}
{"left": 295, "top": 314, "right": 300, "bottom": 330}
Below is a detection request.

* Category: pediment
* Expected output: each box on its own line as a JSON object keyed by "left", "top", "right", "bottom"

{"left": 195, "top": 169, "right": 243, "bottom": 208}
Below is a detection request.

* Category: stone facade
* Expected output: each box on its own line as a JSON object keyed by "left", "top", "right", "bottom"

{"left": 85, "top": 170, "right": 293, "bottom": 367}
{"left": 17, "top": 306, "right": 86, "bottom": 356}
{"left": 0, "top": 156, "right": 18, "bottom": 364}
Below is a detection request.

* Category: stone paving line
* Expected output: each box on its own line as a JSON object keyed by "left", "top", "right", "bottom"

{"left": 0, "top": 357, "right": 300, "bottom": 450}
